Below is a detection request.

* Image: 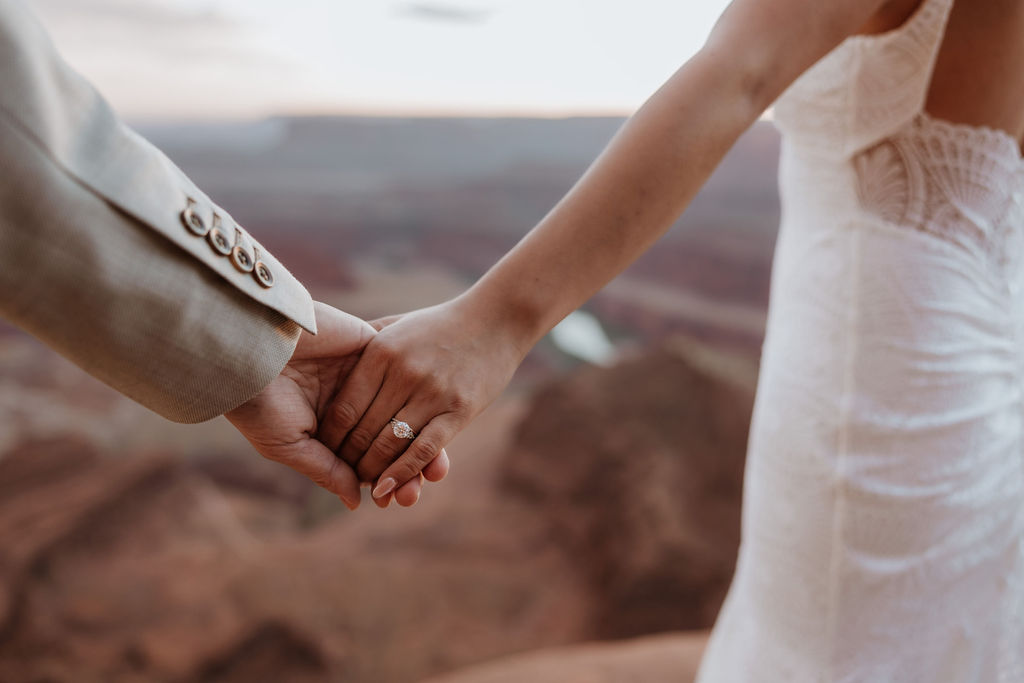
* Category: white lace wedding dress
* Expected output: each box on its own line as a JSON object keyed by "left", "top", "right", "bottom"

{"left": 696, "top": 0, "right": 1024, "bottom": 680}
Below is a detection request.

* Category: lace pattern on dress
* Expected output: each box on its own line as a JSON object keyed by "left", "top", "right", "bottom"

{"left": 854, "top": 114, "right": 1024, "bottom": 274}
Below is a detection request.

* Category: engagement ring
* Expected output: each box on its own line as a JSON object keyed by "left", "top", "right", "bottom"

{"left": 390, "top": 418, "right": 416, "bottom": 440}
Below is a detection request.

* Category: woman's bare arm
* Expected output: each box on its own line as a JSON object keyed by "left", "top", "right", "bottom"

{"left": 466, "top": 0, "right": 891, "bottom": 347}
{"left": 323, "top": 0, "right": 893, "bottom": 505}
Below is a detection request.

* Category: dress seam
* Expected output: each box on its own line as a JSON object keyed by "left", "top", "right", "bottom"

{"left": 823, "top": 224, "right": 861, "bottom": 681}
{"left": 1003, "top": 274, "right": 1024, "bottom": 681}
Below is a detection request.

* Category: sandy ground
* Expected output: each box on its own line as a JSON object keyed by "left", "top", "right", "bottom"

{"left": 426, "top": 631, "right": 710, "bottom": 683}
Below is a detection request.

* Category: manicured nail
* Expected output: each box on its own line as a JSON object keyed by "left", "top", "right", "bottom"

{"left": 340, "top": 495, "right": 359, "bottom": 511}
{"left": 372, "top": 477, "right": 397, "bottom": 499}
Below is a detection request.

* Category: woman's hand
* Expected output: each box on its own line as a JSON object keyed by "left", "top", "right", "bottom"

{"left": 317, "top": 295, "right": 531, "bottom": 507}
{"left": 226, "top": 301, "right": 448, "bottom": 509}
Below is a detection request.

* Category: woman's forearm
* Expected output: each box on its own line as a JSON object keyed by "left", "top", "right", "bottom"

{"left": 460, "top": 47, "right": 768, "bottom": 351}
{"left": 327, "top": 0, "right": 892, "bottom": 500}
{"left": 459, "top": 0, "right": 890, "bottom": 351}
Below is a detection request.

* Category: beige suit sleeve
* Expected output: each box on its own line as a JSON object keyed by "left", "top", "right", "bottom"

{"left": 0, "top": 0, "right": 318, "bottom": 423}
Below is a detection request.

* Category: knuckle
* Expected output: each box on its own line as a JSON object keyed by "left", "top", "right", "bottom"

{"left": 448, "top": 392, "right": 473, "bottom": 414}
{"left": 419, "top": 377, "right": 446, "bottom": 400}
{"left": 331, "top": 400, "right": 361, "bottom": 429}
{"left": 408, "top": 438, "right": 442, "bottom": 466}
{"left": 369, "top": 434, "right": 399, "bottom": 458}
{"left": 398, "top": 361, "right": 428, "bottom": 384}
{"left": 389, "top": 463, "right": 418, "bottom": 485}
{"left": 345, "top": 426, "right": 378, "bottom": 453}
{"left": 381, "top": 445, "right": 435, "bottom": 485}
{"left": 373, "top": 337, "right": 403, "bottom": 361}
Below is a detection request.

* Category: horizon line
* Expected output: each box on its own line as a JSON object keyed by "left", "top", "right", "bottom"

{"left": 127, "top": 106, "right": 636, "bottom": 127}
{"left": 128, "top": 106, "right": 776, "bottom": 127}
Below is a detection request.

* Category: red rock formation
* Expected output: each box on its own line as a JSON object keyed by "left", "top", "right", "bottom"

{"left": 500, "top": 345, "right": 753, "bottom": 639}
{"left": 0, "top": 340, "right": 754, "bottom": 682}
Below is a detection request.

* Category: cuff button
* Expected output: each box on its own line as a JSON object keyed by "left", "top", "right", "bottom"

{"left": 207, "top": 227, "right": 233, "bottom": 256}
{"left": 181, "top": 206, "right": 208, "bottom": 236}
{"left": 253, "top": 261, "right": 275, "bottom": 288}
{"left": 230, "top": 245, "right": 255, "bottom": 273}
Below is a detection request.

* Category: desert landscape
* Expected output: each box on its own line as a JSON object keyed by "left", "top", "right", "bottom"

{"left": 0, "top": 115, "right": 781, "bottom": 682}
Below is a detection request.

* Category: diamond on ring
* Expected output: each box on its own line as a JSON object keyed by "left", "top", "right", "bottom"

{"left": 390, "top": 418, "right": 416, "bottom": 439}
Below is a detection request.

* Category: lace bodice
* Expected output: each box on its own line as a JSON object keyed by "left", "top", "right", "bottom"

{"left": 854, "top": 114, "right": 1024, "bottom": 275}
{"left": 775, "top": 0, "right": 1024, "bottom": 274}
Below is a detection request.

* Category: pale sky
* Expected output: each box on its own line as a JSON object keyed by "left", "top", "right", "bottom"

{"left": 29, "top": 0, "right": 732, "bottom": 121}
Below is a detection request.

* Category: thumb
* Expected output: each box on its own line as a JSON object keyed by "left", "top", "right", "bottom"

{"left": 294, "top": 301, "right": 376, "bottom": 360}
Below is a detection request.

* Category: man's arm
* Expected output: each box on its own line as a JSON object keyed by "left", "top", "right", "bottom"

{"left": 0, "top": 0, "right": 313, "bottom": 422}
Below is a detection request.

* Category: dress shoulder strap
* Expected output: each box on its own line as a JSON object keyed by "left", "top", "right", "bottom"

{"left": 772, "top": 0, "right": 956, "bottom": 158}
{"left": 888, "top": 0, "right": 955, "bottom": 68}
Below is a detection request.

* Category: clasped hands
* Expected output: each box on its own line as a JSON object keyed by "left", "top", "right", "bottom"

{"left": 226, "top": 298, "right": 527, "bottom": 510}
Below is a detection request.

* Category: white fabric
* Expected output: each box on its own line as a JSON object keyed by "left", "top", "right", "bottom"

{"left": 696, "top": 0, "right": 1024, "bottom": 680}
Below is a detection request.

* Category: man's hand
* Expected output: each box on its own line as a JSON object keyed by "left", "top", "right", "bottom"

{"left": 225, "top": 301, "right": 378, "bottom": 510}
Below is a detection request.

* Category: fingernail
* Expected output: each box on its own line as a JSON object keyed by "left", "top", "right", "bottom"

{"left": 372, "top": 477, "right": 397, "bottom": 499}
{"left": 340, "top": 495, "right": 359, "bottom": 511}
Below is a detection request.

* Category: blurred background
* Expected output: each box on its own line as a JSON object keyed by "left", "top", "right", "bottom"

{"left": 0, "top": 1, "right": 782, "bottom": 681}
